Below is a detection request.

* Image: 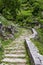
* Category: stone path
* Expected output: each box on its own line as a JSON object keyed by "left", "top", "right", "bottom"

{"left": 1, "top": 29, "right": 31, "bottom": 65}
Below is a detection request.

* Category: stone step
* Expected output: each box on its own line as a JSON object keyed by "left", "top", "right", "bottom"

{"left": 1, "top": 63, "right": 28, "bottom": 65}
{"left": 5, "top": 46, "right": 25, "bottom": 49}
{"left": 4, "top": 54, "right": 26, "bottom": 58}
{"left": 6, "top": 44, "right": 24, "bottom": 48}
{"left": 4, "top": 50, "right": 25, "bottom": 54}
{"left": 14, "top": 45, "right": 24, "bottom": 47}
{"left": 4, "top": 49, "right": 25, "bottom": 52}
{"left": 6, "top": 45, "right": 25, "bottom": 48}
{"left": 2, "top": 58, "right": 27, "bottom": 63}
{"left": 14, "top": 44, "right": 24, "bottom": 46}
{"left": 4, "top": 47, "right": 25, "bottom": 50}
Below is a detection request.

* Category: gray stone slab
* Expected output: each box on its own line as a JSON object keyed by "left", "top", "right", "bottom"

{"left": 2, "top": 58, "right": 26, "bottom": 63}
{"left": 33, "top": 57, "right": 41, "bottom": 65}
{"left": 39, "top": 56, "right": 43, "bottom": 61}
{"left": 5, "top": 54, "right": 25, "bottom": 58}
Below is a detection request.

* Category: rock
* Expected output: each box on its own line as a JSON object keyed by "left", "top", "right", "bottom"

{"left": 5, "top": 25, "right": 18, "bottom": 35}
{"left": 7, "top": 34, "right": 14, "bottom": 39}
{"left": 0, "top": 23, "right": 18, "bottom": 40}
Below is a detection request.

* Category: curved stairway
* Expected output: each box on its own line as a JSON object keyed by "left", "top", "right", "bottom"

{"left": 1, "top": 28, "right": 39, "bottom": 65}
{"left": 1, "top": 29, "right": 31, "bottom": 65}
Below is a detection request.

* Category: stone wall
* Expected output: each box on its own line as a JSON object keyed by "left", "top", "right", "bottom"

{"left": 25, "top": 28, "right": 43, "bottom": 65}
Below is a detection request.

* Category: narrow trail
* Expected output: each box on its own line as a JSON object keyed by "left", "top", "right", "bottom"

{"left": 1, "top": 29, "right": 31, "bottom": 65}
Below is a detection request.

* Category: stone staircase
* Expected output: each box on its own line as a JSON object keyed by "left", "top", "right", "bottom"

{"left": 1, "top": 29, "right": 31, "bottom": 65}
{"left": 1, "top": 41, "right": 28, "bottom": 65}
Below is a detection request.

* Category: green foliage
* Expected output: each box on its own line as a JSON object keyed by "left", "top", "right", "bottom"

{"left": 0, "top": 0, "right": 20, "bottom": 20}
{"left": 0, "top": 45, "right": 4, "bottom": 63}
{"left": 31, "top": 28, "right": 43, "bottom": 55}
{"left": 17, "top": 0, "right": 43, "bottom": 26}
{"left": 32, "top": 2, "right": 40, "bottom": 16}
{"left": 30, "top": 25, "right": 43, "bottom": 55}
{"left": 16, "top": 8, "right": 33, "bottom": 26}
{"left": 32, "top": 39, "right": 43, "bottom": 55}
{"left": 37, "top": 28, "right": 43, "bottom": 43}
{"left": 0, "top": 15, "right": 14, "bottom": 25}
{"left": 0, "top": 0, "right": 4, "bottom": 12}
{"left": 0, "top": 0, "right": 43, "bottom": 25}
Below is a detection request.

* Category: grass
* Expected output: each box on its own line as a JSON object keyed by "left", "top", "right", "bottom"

{"left": 0, "top": 46, "right": 4, "bottom": 63}
{"left": 2, "top": 39, "right": 12, "bottom": 47}
{"left": 26, "top": 52, "right": 31, "bottom": 65}
{"left": 0, "top": 15, "right": 14, "bottom": 26}
{"left": 31, "top": 28, "right": 43, "bottom": 55}
{"left": 14, "top": 28, "right": 23, "bottom": 38}
{"left": 32, "top": 39, "right": 43, "bottom": 55}
{"left": 24, "top": 42, "right": 31, "bottom": 65}
{"left": 37, "top": 28, "right": 43, "bottom": 43}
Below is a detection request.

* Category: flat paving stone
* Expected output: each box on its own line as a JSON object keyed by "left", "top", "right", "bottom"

{"left": 4, "top": 47, "right": 25, "bottom": 50}
{"left": 4, "top": 49, "right": 25, "bottom": 53}
{"left": 4, "top": 50, "right": 25, "bottom": 54}
{"left": 5, "top": 54, "right": 26, "bottom": 58}
{"left": 1, "top": 63, "right": 28, "bottom": 65}
{"left": 2, "top": 58, "right": 26, "bottom": 63}
{"left": 39, "top": 55, "right": 43, "bottom": 61}
{"left": 5, "top": 46, "right": 25, "bottom": 49}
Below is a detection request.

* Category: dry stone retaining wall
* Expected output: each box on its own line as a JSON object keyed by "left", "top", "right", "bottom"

{"left": 25, "top": 28, "right": 43, "bottom": 65}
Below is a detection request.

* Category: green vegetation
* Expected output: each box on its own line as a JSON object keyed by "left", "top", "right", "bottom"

{"left": 37, "top": 28, "right": 43, "bottom": 43}
{"left": 0, "top": 0, "right": 20, "bottom": 20}
{"left": 0, "top": 15, "right": 13, "bottom": 25}
{"left": 32, "top": 28, "right": 43, "bottom": 55}
{"left": 1, "top": 39, "right": 12, "bottom": 47}
{"left": 0, "top": 46, "right": 4, "bottom": 63}
{"left": 0, "top": 0, "right": 43, "bottom": 25}
{"left": 32, "top": 39, "right": 43, "bottom": 55}
{"left": 25, "top": 42, "right": 31, "bottom": 65}
{"left": 14, "top": 28, "right": 25, "bottom": 38}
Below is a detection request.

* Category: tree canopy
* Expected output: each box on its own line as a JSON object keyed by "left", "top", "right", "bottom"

{"left": 0, "top": 0, "right": 20, "bottom": 20}
{"left": 0, "top": 0, "right": 43, "bottom": 25}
